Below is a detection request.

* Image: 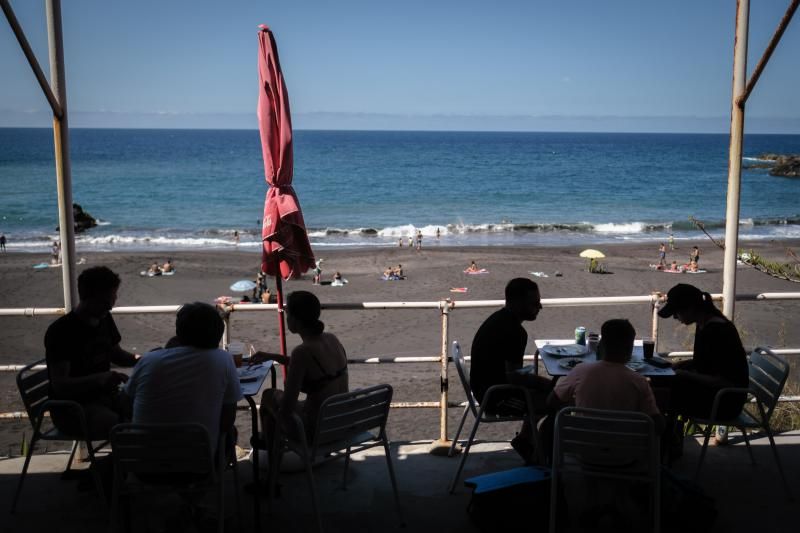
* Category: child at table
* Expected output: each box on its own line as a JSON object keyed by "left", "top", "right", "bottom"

{"left": 548, "top": 319, "right": 663, "bottom": 431}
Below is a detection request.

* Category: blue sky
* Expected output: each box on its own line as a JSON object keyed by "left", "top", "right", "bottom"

{"left": 2, "top": 0, "right": 799, "bottom": 132}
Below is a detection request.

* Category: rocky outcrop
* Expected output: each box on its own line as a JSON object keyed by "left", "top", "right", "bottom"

{"left": 55, "top": 203, "right": 98, "bottom": 233}
{"left": 743, "top": 154, "right": 800, "bottom": 177}
{"left": 769, "top": 155, "right": 800, "bottom": 177}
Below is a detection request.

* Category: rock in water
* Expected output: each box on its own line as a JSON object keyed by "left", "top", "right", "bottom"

{"left": 769, "top": 155, "right": 800, "bottom": 178}
{"left": 55, "top": 203, "right": 98, "bottom": 233}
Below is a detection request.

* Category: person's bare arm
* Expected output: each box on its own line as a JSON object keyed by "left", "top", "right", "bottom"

{"left": 48, "top": 360, "right": 127, "bottom": 400}
{"left": 279, "top": 348, "right": 308, "bottom": 424}
{"left": 109, "top": 344, "right": 139, "bottom": 367}
{"left": 250, "top": 350, "right": 290, "bottom": 366}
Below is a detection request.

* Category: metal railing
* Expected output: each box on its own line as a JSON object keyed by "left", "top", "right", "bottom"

{"left": 3, "top": 291, "right": 800, "bottom": 442}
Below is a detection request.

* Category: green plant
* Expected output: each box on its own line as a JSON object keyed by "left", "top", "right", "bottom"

{"left": 769, "top": 380, "right": 800, "bottom": 432}
{"left": 739, "top": 249, "right": 800, "bottom": 283}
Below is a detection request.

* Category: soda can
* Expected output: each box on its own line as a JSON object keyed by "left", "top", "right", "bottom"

{"left": 575, "top": 326, "right": 586, "bottom": 346}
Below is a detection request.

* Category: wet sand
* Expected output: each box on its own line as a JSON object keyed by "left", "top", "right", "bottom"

{"left": 1, "top": 239, "right": 799, "bottom": 453}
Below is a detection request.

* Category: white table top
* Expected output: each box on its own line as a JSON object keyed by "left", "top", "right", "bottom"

{"left": 533, "top": 339, "right": 675, "bottom": 377}
{"left": 236, "top": 361, "right": 274, "bottom": 397}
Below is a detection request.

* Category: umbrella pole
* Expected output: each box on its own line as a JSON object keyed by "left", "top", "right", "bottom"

{"left": 274, "top": 257, "right": 288, "bottom": 383}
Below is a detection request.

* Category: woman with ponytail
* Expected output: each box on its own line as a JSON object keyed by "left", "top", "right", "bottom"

{"left": 657, "top": 283, "right": 748, "bottom": 419}
{"left": 253, "top": 291, "right": 348, "bottom": 444}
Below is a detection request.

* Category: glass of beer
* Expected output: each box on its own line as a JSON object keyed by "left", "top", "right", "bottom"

{"left": 642, "top": 337, "right": 655, "bottom": 360}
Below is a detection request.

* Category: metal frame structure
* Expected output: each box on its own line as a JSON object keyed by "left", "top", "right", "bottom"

{"left": 722, "top": 0, "right": 799, "bottom": 318}
{"left": 2, "top": 0, "right": 77, "bottom": 310}
{"left": 2, "top": 0, "right": 799, "bottom": 445}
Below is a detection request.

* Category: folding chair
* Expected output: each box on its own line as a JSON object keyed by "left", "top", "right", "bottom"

{"left": 549, "top": 407, "right": 660, "bottom": 533}
{"left": 266, "top": 384, "right": 403, "bottom": 533}
{"left": 690, "top": 346, "right": 792, "bottom": 499}
{"left": 110, "top": 423, "right": 238, "bottom": 533}
{"left": 11, "top": 359, "right": 108, "bottom": 513}
{"left": 448, "top": 341, "right": 541, "bottom": 494}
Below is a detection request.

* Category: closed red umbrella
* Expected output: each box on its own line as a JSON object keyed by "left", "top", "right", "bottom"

{"left": 257, "top": 24, "right": 315, "bottom": 356}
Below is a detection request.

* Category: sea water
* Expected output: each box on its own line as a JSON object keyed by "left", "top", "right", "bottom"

{"left": 1, "top": 128, "right": 799, "bottom": 252}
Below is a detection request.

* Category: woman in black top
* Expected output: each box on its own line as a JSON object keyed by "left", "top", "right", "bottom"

{"left": 658, "top": 283, "right": 749, "bottom": 419}
{"left": 254, "top": 291, "right": 348, "bottom": 443}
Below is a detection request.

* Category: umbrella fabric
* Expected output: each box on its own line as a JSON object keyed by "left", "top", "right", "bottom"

{"left": 579, "top": 249, "right": 606, "bottom": 259}
{"left": 230, "top": 280, "right": 257, "bottom": 292}
{"left": 258, "top": 25, "right": 314, "bottom": 279}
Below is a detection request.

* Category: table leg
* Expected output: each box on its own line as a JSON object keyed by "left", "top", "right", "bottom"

{"left": 246, "top": 395, "right": 262, "bottom": 532}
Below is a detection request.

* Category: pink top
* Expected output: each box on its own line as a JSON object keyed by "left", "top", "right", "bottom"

{"left": 553, "top": 360, "right": 660, "bottom": 416}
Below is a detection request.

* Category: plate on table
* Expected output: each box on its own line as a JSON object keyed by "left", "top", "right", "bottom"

{"left": 626, "top": 361, "right": 646, "bottom": 372}
{"left": 558, "top": 358, "right": 585, "bottom": 371}
{"left": 541, "top": 344, "right": 587, "bottom": 358}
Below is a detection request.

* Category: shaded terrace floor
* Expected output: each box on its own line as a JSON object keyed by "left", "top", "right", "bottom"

{"left": 1, "top": 430, "right": 798, "bottom": 533}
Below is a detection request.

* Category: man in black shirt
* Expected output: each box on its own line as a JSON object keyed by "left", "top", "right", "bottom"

{"left": 470, "top": 278, "right": 552, "bottom": 462}
{"left": 45, "top": 266, "right": 139, "bottom": 439}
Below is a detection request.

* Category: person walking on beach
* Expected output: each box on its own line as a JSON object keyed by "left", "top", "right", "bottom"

{"left": 416, "top": 230, "right": 423, "bottom": 251}
{"left": 470, "top": 278, "right": 553, "bottom": 463}
{"left": 436, "top": 227, "right": 441, "bottom": 240}
{"left": 312, "top": 258, "right": 323, "bottom": 285}
{"left": 668, "top": 233, "right": 675, "bottom": 250}
{"left": 0, "top": 233, "right": 6, "bottom": 252}
{"left": 44, "top": 266, "right": 140, "bottom": 440}
{"left": 658, "top": 243, "right": 667, "bottom": 268}
{"left": 51, "top": 241, "right": 61, "bottom": 264}
{"left": 233, "top": 230, "right": 240, "bottom": 246}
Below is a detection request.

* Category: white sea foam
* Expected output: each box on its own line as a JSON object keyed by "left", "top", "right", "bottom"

{"left": 378, "top": 224, "right": 417, "bottom": 237}
{"left": 591, "top": 222, "right": 647, "bottom": 234}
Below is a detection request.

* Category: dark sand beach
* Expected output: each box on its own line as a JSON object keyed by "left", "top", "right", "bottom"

{"left": 1, "top": 239, "right": 799, "bottom": 453}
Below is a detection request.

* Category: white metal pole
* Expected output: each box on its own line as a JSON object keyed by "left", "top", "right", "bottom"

{"left": 46, "top": 0, "right": 77, "bottom": 310}
{"left": 722, "top": 0, "right": 750, "bottom": 320}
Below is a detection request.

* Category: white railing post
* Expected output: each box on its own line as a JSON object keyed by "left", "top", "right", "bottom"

{"left": 429, "top": 299, "right": 452, "bottom": 455}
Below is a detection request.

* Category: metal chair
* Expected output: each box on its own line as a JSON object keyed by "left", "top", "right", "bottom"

{"left": 266, "top": 384, "right": 403, "bottom": 533}
{"left": 11, "top": 359, "right": 108, "bottom": 513}
{"left": 109, "top": 423, "right": 237, "bottom": 533}
{"left": 690, "top": 346, "right": 792, "bottom": 499}
{"left": 448, "top": 341, "right": 541, "bottom": 493}
{"left": 549, "top": 407, "right": 661, "bottom": 533}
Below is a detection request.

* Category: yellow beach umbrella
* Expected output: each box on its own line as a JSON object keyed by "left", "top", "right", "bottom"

{"left": 579, "top": 249, "right": 605, "bottom": 259}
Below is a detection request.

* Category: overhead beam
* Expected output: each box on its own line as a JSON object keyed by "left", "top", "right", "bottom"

{"left": 1, "top": 0, "right": 63, "bottom": 118}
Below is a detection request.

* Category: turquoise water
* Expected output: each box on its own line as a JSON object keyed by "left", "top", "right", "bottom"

{"left": 1, "top": 128, "right": 799, "bottom": 252}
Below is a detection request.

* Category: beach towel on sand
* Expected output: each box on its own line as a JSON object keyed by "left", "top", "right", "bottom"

{"left": 464, "top": 269, "right": 489, "bottom": 275}
{"left": 450, "top": 287, "right": 468, "bottom": 293}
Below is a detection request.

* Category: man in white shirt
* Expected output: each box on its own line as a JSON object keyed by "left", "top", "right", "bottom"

{"left": 122, "top": 302, "right": 243, "bottom": 452}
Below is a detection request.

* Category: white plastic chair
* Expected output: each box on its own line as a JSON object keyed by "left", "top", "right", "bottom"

{"left": 11, "top": 359, "right": 109, "bottom": 513}
{"left": 266, "top": 384, "right": 403, "bottom": 533}
{"left": 448, "top": 341, "right": 541, "bottom": 493}
{"left": 690, "top": 346, "right": 792, "bottom": 499}
{"left": 110, "top": 423, "right": 238, "bottom": 533}
{"left": 549, "top": 407, "right": 660, "bottom": 533}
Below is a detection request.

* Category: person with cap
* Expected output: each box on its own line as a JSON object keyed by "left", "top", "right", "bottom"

{"left": 252, "top": 291, "right": 348, "bottom": 446}
{"left": 657, "top": 283, "right": 748, "bottom": 421}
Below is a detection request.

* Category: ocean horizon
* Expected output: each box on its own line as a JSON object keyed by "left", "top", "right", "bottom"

{"left": 1, "top": 127, "right": 799, "bottom": 253}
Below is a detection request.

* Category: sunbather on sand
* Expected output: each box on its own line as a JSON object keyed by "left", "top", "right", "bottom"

{"left": 466, "top": 260, "right": 479, "bottom": 273}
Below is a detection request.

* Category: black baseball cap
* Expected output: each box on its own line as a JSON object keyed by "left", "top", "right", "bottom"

{"left": 658, "top": 283, "right": 704, "bottom": 318}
